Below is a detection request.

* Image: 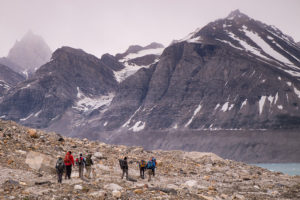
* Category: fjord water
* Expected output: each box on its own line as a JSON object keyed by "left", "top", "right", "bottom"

{"left": 253, "top": 163, "right": 300, "bottom": 176}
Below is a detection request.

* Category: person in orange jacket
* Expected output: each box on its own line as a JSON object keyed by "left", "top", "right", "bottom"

{"left": 64, "top": 151, "right": 74, "bottom": 179}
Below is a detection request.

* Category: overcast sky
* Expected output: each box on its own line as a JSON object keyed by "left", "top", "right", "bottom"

{"left": 0, "top": 0, "right": 299, "bottom": 58}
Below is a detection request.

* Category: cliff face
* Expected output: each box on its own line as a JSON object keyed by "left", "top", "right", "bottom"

{"left": 0, "top": 119, "right": 299, "bottom": 199}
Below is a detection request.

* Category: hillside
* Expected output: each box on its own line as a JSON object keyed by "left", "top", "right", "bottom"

{"left": 0, "top": 119, "right": 299, "bottom": 199}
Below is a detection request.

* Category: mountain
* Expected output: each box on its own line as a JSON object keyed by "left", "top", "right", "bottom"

{"left": 7, "top": 31, "right": 52, "bottom": 77}
{"left": 0, "top": 46, "right": 119, "bottom": 129}
{"left": 93, "top": 9, "right": 300, "bottom": 133}
{"left": 0, "top": 57, "right": 25, "bottom": 76}
{"left": 1, "top": 11, "right": 300, "bottom": 162}
{"left": 0, "top": 63, "right": 25, "bottom": 97}
{"left": 1, "top": 119, "right": 300, "bottom": 199}
{"left": 114, "top": 42, "right": 164, "bottom": 82}
{"left": 297, "top": 41, "right": 300, "bottom": 47}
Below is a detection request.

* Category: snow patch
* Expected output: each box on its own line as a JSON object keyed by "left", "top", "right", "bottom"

{"left": 277, "top": 105, "right": 283, "bottom": 110}
{"left": 259, "top": 96, "right": 266, "bottom": 115}
{"left": 34, "top": 110, "right": 42, "bottom": 117}
{"left": 121, "top": 48, "right": 164, "bottom": 62}
{"left": 286, "top": 82, "right": 292, "bottom": 86}
{"left": 221, "top": 102, "right": 229, "bottom": 112}
{"left": 267, "top": 96, "right": 274, "bottom": 104}
{"left": 214, "top": 104, "right": 220, "bottom": 110}
{"left": 129, "top": 121, "right": 145, "bottom": 132}
{"left": 274, "top": 92, "right": 279, "bottom": 104}
{"left": 187, "top": 36, "right": 203, "bottom": 44}
{"left": 114, "top": 62, "right": 151, "bottom": 83}
{"left": 20, "top": 113, "right": 34, "bottom": 121}
{"left": 103, "top": 122, "right": 108, "bottom": 127}
{"left": 278, "top": 77, "right": 281, "bottom": 80}
{"left": 185, "top": 104, "right": 202, "bottom": 127}
{"left": 241, "top": 99, "right": 247, "bottom": 108}
{"left": 122, "top": 106, "right": 142, "bottom": 127}
{"left": 294, "top": 87, "right": 300, "bottom": 98}
{"left": 73, "top": 88, "right": 114, "bottom": 112}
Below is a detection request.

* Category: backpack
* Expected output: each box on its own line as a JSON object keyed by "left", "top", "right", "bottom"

{"left": 86, "top": 156, "right": 92, "bottom": 166}
{"left": 119, "top": 159, "right": 127, "bottom": 169}
{"left": 56, "top": 159, "right": 65, "bottom": 172}
{"left": 64, "top": 154, "right": 71, "bottom": 164}
{"left": 140, "top": 160, "right": 146, "bottom": 168}
{"left": 147, "top": 161, "right": 155, "bottom": 169}
{"left": 76, "top": 157, "right": 85, "bottom": 166}
{"left": 152, "top": 158, "right": 157, "bottom": 166}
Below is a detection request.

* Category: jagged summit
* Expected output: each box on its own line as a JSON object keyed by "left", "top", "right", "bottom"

{"left": 7, "top": 31, "right": 52, "bottom": 76}
{"left": 226, "top": 9, "right": 250, "bottom": 20}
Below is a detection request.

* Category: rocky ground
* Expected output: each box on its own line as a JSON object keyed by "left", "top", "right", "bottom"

{"left": 0, "top": 119, "right": 299, "bottom": 200}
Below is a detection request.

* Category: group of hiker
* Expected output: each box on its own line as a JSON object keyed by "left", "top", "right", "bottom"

{"left": 56, "top": 152, "right": 157, "bottom": 184}
{"left": 55, "top": 151, "right": 94, "bottom": 183}
{"left": 119, "top": 156, "right": 157, "bottom": 182}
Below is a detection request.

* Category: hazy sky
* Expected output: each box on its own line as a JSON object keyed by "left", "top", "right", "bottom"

{"left": 0, "top": 0, "right": 299, "bottom": 58}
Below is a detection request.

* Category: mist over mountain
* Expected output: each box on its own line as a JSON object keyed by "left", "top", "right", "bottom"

{"left": 0, "top": 10, "right": 299, "bottom": 162}
{"left": 6, "top": 31, "right": 52, "bottom": 77}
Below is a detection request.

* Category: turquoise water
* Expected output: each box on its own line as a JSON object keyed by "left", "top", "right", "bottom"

{"left": 253, "top": 163, "right": 300, "bottom": 176}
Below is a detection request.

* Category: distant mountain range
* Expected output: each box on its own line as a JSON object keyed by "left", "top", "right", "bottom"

{"left": 0, "top": 10, "right": 300, "bottom": 162}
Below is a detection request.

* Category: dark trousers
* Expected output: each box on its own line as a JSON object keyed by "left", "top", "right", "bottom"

{"left": 65, "top": 165, "right": 72, "bottom": 179}
{"left": 140, "top": 167, "right": 145, "bottom": 179}
{"left": 57, "top": 171, "right": 63, "bottom": 183}
{"left": 121, "top": 168, "right": 128, "bottom": 180}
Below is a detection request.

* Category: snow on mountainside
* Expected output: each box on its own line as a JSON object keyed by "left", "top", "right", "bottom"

{"left": 0, "top": 64, "right": 25, "bottom": 97}
{"left": 87, "top": 9, "right": 300, "bottom": 135}
{"left": 114, "top": 42, "right": 164, "bottom": 82}
{"left": 182, "top": 10, "right": 300, "bottom": 79}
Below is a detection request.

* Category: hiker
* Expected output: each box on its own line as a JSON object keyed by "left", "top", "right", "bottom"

{"left": 56, "top": 156, "right": 65, "bottom": 183}
{"left": 139, "top": 160, "right": 146, "bottom": 179}
{"left": 85, "top": 154, "right": 94, "bottom": 179}
{"left": 76, "top": 153, "right": 86, "bottom": 178}
{"left": 147, "top": 157, "right": 156, "bottom": 181}
{"left": 152, "top": 157, "right": 157, "bottom": 177}
{"left": 64, "top": 151, "right": 74, "bottom": 179}
{"left": 119, "top": 157, "right": 128, "bottom": 180}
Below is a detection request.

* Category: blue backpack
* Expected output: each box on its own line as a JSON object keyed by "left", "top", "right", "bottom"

{"left": 147, "top": 161, "right": 155, "bottom": 169}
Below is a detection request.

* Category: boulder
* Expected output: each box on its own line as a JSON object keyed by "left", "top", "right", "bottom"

{"left": 28, "top": 129, "right": 38, "bottom": 138}
{"left": 74, "top": 185, "right": 83, "bottom": 190}
{"left": 184, "top": 180, "right": 198, "bottom": 188}
{"left": 25, "top": 151, "right": 56, "bottom": 173}
{"left": 104, "top": 183, "right": 123, "bottom": 191}
{"left": 112, "top": 190, "right": 122, "bottom": 198}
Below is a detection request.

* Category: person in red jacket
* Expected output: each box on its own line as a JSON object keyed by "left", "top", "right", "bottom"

{"left": 64, "top": 151, "right": 74, "bottom": 179}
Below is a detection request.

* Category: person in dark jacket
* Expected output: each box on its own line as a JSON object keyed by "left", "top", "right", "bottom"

{"left": 64, "top": 151, "right": 74, "bottom": 179}
{"left": 85, "top": 154, "right": 94, "bottom": 179}
{"left": 76, "top": 153, "right": 86, "bottom": 179}
{"left": 139, "top": 160, "right": 146, "bottom": 179}
{"left": 121, "top": 157, "right": 128, "bottom": 180}
{"left": 56, "top": 156, "right": 65, "bottom": 183}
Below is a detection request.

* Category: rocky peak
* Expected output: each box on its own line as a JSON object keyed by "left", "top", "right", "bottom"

{"left": 226, "top": 9, "right": 250, "bottom": 20}
{"left": 100, "top": 53, "right": 125, "bottom": 71}
{"left": 7, "top": 31, "right": 52, "bottom": 75}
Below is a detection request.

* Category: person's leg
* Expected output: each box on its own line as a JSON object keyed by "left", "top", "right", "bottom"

{"left": 69, "top": 165, "right": 72, "bottom": 179}
{"left": 148, "top": 169, "right": 151, "bottom": 181}
{"left": 125, "top": 169, "right": 128, "bottom": 180}
{"left": 86, "top": 166, "right": 91, "bottom": 178}
{"left": 79, "top": 166, "right": 81, "bottom": 178}
{"left": 153, "top": 168, "right": 155, "bottom": 177}
{"left": 59, "top": 172, "right": 63, "bottom": 183}
{"left": 121, "top": 169, "right": 124, "bottom": 179}
{"left": 142, "top": 168, "right": 145, "bottom": 179}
